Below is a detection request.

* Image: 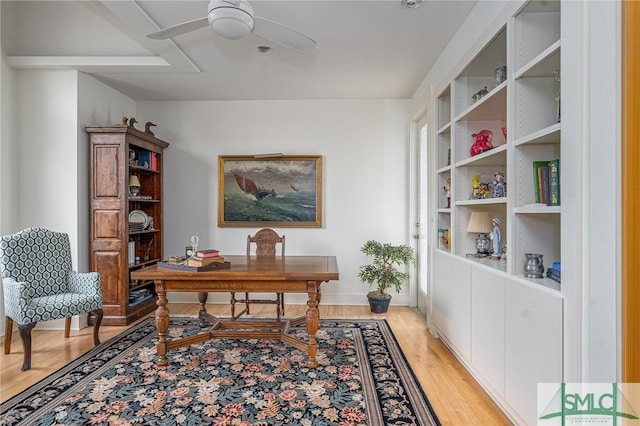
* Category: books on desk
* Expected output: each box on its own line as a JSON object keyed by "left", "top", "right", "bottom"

{"left": 187, "top": 255, "right": 226, "bottom": 267}
{"left": 158, "top": 260, "right": 231, "bottom": 272}
{"left": 196, "top": 249, "right": 220, "bottom": 258}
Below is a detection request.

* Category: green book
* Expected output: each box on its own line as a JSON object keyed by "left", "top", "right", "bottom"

{"left": 532, "top": 160, "right": 550, "bottom": 203}
{"left": 539, "top": 165, "right": 551, "bottom": 205}
{"left": 549, "top": 159, "right": 560, "bottom": 206}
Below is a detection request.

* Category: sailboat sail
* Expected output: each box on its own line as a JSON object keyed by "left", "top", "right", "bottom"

{"left": 234, "top": 173, "right": 275, "bottom": 201}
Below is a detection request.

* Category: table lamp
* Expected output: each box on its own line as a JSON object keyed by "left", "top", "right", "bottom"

{"left": 467, "top": 211, "right": 492, "bottom": 254}
{"left": 129, "top": 175, "right": 141, "bottom": 197}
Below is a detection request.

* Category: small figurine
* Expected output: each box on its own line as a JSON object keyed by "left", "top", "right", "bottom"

{"left": 472, "top": 182, "right": 490, "bottom": 199}
{"left": 470, "top": 129, "right": 494, "bottom": 156}
{"left": 122, "top": 116, "right": 129, "bottom": 125}
{"left": 443, "top": 177, "right": 451, "bottom": 208}
{"left": 145, "top": 121, "right": 156, "bottom": 136}
{"left": 472, "top": 174, "right": 481, "bottom": 189}
{"left": 491, "top": 171, "right": 506, "bottom": 198}
{"left": 128, "top": 149, "right": 137, "bottom": 165}
{"left": 471, "top": 174, "right": 490, "bottom": 199}
{"left": 442, "top": 229, "right": 450, "bottom": 251}
{"left": 471, "top": 86, "right": 489, "bottom": 103}
{"left": 490, "top": 218, "right": 502, "bottom": 259}
{"left": 128, "top": 117, "right": 138, "bottom": 129}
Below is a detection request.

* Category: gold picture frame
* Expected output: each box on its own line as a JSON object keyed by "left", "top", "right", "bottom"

{"left": 218, "top": 155, "right": 322, "bottom": 228}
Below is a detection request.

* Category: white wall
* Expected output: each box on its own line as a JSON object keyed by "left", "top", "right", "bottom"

{"left": 77, "top": 72, "right": 136, "bottom": 270}
{"left": 0, "top": 4, "right": 18, "bottom": 337}
{"left": 0, "top": 70, "right": 135, "bottom": 333}
{"left": 137, "top": 99, "right": 412, "bottom": 306}
{"left": 17, "top": 70, "right": 80, "bottom": 246}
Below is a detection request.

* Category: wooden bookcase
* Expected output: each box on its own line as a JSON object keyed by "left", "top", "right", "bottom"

{"left": 87, "top": 124, "right": 169, "bottom": 325}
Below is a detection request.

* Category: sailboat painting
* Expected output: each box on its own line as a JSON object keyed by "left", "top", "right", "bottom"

{"left": 218, "top": 155, "right": 322, "bottom": 228}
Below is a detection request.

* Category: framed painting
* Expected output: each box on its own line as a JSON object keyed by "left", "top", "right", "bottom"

{"left": 218, "top": 155, "right": 322, "bottom": 228}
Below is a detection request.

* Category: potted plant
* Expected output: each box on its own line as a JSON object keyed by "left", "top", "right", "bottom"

{"left": 358, "top": 240, "right": 415, "bottom": 313}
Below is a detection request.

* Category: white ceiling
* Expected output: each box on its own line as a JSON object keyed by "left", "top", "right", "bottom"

{"left": 2, "top": 0, "right": 477, "bottom": 101}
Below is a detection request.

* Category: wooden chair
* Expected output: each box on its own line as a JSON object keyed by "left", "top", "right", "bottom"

{"left": 0, "top": 227, "right": 103, "bottom": 371}
{"left": 231, "top": 228, "right": 285, "bottom": 319}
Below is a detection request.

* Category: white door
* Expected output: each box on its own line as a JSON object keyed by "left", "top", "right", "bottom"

{"left": 410, "top": 120, "right": 430, "bottom": 315}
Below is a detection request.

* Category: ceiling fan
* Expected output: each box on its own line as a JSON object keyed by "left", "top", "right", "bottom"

{"left": 147, "top": 0, "right": 316, "bottom": 54}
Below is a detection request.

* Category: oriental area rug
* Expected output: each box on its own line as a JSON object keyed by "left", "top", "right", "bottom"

{"left": 0, "top": 317, "right": 440, "bottom": 426}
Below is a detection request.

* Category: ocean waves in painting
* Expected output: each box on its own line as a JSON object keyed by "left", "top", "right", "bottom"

{"left": 224, "top": 192, "right": 317, "bottom": 223}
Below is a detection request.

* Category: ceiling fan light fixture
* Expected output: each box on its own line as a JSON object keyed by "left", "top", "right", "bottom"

{"left": 208, "top": 0, "right": 255, "bottom": 40}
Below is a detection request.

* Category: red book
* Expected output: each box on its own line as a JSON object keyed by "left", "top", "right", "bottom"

{"left": 196, "top": 249, "right": 219, "bottom": 258}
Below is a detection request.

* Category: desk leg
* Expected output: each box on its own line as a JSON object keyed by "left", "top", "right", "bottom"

{"left": 305, "top": 281, "right": 320, "bottom": 368}
{"left": 155, "top": 280, "right": 169, "bottom": 367}
{"left": 198, "top": 292, "right": 209, "bottom": 327}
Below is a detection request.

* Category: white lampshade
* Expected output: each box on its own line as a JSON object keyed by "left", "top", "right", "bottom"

{"left": 208, "top": 0, "right": 254, "bottom": 40}
{"left": 467, "top": 211, "right": 492, "bottom": 234}
{"left": 129, "top": 175, "right": 141, "bottom": 188}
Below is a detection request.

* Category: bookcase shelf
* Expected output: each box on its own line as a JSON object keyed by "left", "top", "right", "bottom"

{"left": 455, "top": 144, "right": 507, "bottom": 167}
{"left": 515, "top": 40, "right": 561, "bottom": 79}
{"left": 515, "top": 122, "right": 560, "bottom": 146}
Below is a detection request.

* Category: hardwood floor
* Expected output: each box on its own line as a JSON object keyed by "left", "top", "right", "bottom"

{"left": 0, "top": 304, "right": 512, "bottom": 424}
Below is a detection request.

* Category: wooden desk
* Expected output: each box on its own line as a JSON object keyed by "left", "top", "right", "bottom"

{"left": 131, "top": 255, "right": 339, "bottom": 367}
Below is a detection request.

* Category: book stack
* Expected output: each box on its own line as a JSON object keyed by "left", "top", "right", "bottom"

{"left": 546, "top": 262, "right": 561, "bottom": 284}
{"left": 187, "top": 249, "right": 225, "bottom": 267}
{"left": 533, "top": 159, "right": 560, "bottom": 206}
{"left": 167, "top": 255, "right": 186, "bottom": 264}
{"left": 136, "top": 151, "right": 159, "bottom": 171}
{"left": 129, "top": 288, "right": 151, "bottom": 305}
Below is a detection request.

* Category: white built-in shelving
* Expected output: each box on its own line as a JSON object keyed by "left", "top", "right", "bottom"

{"left": 428, "top": 1, "right": 564, "bottom": 424}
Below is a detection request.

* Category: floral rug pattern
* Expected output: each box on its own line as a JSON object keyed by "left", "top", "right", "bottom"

{"left": 0, "top": 317, "right": 440, "bottom": 425}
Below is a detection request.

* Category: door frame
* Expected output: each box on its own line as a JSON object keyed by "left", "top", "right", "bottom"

{"left": 622, "top": 0, "right": 639, "bottom": 382}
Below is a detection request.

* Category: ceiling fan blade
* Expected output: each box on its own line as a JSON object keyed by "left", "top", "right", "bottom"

{"left": 147, "top": 17, "right": 209, "bottom": 40}
{"left": 253, "top": 16, "right": 316, "bottom": 54}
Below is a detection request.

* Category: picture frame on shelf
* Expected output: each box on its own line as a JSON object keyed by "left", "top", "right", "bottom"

{"left": 218, "top": 155, "right": 322, "bottom": 228}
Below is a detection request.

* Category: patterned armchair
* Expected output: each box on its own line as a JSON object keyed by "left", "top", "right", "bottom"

{"left": 0, "top": 227, "right": 103, "bottom": 371}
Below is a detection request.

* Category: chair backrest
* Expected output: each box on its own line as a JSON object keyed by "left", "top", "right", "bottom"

{"left": 0, "top": 227, "right": 72, "bottom": 297}
{"left": 246, "top": 228, "right": 285, "bottom": 256}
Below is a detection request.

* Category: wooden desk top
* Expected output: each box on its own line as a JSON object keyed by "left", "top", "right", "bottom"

{"left": 131, "top": 255, "right": 339, "bottom": 282}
